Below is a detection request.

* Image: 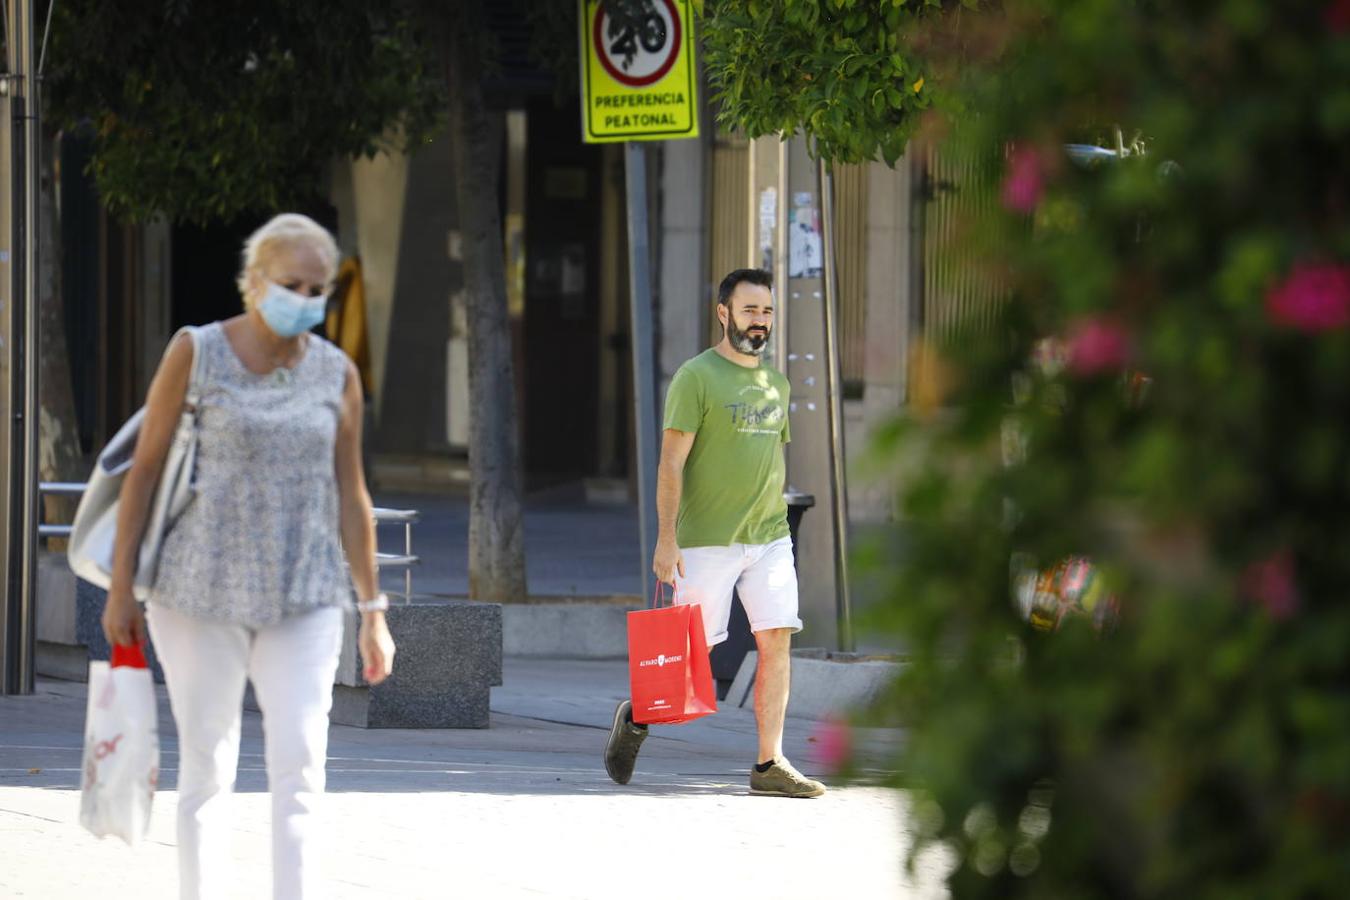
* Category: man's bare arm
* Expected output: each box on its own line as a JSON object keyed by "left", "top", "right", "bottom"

{"left": 653, "top": 428, "right": 695, "bottom": 583}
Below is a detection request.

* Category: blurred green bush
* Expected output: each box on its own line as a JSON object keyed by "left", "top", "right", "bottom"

{"left": 853, "top": 1, "right": 1350, "bottom": 896}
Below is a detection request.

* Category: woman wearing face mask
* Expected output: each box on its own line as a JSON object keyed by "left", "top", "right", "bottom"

{"left": 101, "top": 213, "right": 394, "bottom": 900}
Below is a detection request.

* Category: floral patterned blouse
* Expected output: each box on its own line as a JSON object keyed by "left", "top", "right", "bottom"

{"left": 150, "top": 321, "right": 353, "bottom": 627}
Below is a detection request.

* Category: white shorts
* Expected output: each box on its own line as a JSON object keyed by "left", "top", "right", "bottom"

{"left": 675, "top": 536, "right": 803, "bottom": 646}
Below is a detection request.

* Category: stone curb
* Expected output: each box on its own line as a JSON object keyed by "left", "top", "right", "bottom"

{"left": 501, "top": 601, "right": 638, "bottom": 658}
{"left": 727, "top": 650, "right": 903, "bottom": 721}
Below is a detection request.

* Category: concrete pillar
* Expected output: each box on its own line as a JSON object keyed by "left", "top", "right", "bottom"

{"left": 863, "top": 158, "right": 917, "bottom": 416}
{"left": 656, "top": 137, "right": 708, "bottom": 397}
{"left": 781, "top": 134, "right": 842, "bottom": 650}
{"left": 849, "top": 159, "right": 917, "bottom": 523}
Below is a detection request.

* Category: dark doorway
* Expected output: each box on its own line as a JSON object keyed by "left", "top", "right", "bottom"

{"left": 170, "top": 218, "right": 255, "bottom": 330}
{"left": 60, "top": 135, "right": 102, "bottom": 455}
{"left": 170, "top": 203, "right": 338, "bottom": 331}
{"left": 523, "top": 98, "right": 605, "bottom": 485}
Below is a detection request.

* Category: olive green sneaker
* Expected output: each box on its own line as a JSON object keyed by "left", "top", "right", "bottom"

{"left": 749, "top": 757, "right": 827, "bottom": 798}
{"left": 604, "top": 699, "right": 648, "bottom": 785}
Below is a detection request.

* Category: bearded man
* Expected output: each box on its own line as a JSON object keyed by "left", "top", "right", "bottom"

{"left": 603, "top": 268, "right": 826, "bottom": 798}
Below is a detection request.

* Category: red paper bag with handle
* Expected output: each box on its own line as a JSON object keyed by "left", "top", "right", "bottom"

{"left": 627, "top": 585, "right": 718, "bottom": 725}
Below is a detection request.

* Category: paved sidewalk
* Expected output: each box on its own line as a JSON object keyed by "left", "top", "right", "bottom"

{"left": 1, "top": 657, "right": 942, "bottom": 899}
{"left": 372, "top": 487, "right": 905, "bottom": 656}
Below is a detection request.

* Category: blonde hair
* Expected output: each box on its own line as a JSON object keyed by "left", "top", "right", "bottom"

{"left": 235, "top": 213, "right": 339, "bottom": 305}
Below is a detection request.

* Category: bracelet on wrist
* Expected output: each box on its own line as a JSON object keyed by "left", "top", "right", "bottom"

{"left": 356, "top": 593, "right": 389, "bottom": 613}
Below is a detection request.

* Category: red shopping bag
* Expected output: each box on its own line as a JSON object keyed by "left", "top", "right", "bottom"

{"left": 627, "top": 585, "right": 717, "bottom": 725}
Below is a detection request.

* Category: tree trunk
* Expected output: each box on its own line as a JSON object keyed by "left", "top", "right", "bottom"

{"left": 38, "top": 128, "right": 84, "bottom": 545}
{"left": 445, "top": 11, "right": 528, "bottom": 603}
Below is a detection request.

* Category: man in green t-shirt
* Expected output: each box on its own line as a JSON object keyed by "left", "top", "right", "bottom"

{"left": 604, "top": 268, "right": 826, "bottom": 798}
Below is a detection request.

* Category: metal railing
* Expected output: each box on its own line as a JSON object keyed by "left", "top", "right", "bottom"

{"left": 372, "top": 506, "right": 420, "bottom": 598}
{"left": 36, "top": 482, "right": 85, "bottom": 538}
{"left": 37, "top": 482, "right": 421, "bottom": 597}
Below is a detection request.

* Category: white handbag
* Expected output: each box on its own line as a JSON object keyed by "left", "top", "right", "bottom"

{"left": 68, "top": 326, "right": 203, "bottom": 600}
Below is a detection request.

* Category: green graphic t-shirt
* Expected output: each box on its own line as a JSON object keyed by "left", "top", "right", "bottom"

{"left": 663, "top": 348, "right": 791, "bottom": 548}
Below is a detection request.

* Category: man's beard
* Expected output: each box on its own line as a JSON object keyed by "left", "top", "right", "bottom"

{"left": 727, "top": 317, "right": 770, "bottom": 356}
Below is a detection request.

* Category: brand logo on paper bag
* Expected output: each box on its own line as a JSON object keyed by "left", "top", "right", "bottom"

{"left": 93, "top": 734, "right": 123, "bottom": 760}
{"left": 638, "top": 653, "right": 683, "bottom": 668}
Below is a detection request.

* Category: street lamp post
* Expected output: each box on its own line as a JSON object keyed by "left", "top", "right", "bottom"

{"left": 2, "top": 0, "right": 42, "bottom": 695}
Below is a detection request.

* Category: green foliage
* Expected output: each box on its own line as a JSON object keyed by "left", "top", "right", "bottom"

{"left": 845, "top": 1, "right": 1350, "bottom": 895}
{"left": 528, "top": 1, "right": 582, "bottom": 101}
{"left": 534, "top": 1, "right": 685, "bottom": 104}
{"left": 701, "top": 0, "right": 977, "bottom": 163}
{"left": 45, "top": 1, "right": 445, "bottom": 223}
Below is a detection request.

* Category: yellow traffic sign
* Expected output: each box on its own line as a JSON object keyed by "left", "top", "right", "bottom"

{"left": 578, "top": 0, "right": 700, "bottom": 143}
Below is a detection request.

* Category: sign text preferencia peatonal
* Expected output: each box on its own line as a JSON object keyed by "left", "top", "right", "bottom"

{"left": 578, "top": 0, "right": 700, "bottom": 143}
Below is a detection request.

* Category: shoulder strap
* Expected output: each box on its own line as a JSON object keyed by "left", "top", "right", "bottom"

{"left": 316, "top": 335, "right": 355, "bottom": 399}
{"left": 175, "top": 325, "right": 205, "bottom": 407}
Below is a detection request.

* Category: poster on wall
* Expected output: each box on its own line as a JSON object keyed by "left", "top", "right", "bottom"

{"left": 758, "top": 187, "right": 777, "bottom": 272}
{"left": 788, "top": 191, "right": 822, "bottom": 279}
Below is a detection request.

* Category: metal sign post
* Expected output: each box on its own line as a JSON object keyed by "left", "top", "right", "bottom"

{"left": 2, "top": 0, "right": 40, "bottom": 695}
{"left": 580, "top": 0, "right": 700, "bottom": 602}
{"left": 624, "top": 143, "right": 660, "bottom": 604}
{"left": 817, "top": 158, "right": 853, "bottom": 651}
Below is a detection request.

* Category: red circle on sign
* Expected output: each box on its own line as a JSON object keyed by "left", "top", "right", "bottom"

{"left": 593, "top": 0, "right": 682, "bottom": 88}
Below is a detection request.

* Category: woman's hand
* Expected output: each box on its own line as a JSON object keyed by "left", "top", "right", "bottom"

{"left": 102, "top": 586, "right": 147, "bottom": 648}
{"left": 335, "top": 359, "right": 390, "bottom": 683}
{"left": 359, "top": 612, "right": 395, "bottom": 684}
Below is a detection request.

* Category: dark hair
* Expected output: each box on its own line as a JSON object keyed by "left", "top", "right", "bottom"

{"left": 717, "top": 268, "right": 773, "bottom": 306}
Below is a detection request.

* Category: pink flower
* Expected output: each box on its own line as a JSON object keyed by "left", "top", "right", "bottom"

{"left": 809, "top": 717, "right": 853, "bottom": 774}
{"left": 1001, "top": 145, "right": 1045, "bottom": 214}
{"left": 1326, "top": 0, "right": 1350, "bottom": 33}
{"left": 1266, "top": 263, "right": 1350, "bottom": 333}
{"left": 1066, "top": 317, "right": 1131, "bottom": 376}
{"left": 1241, "top": 550, "right": 1300, "bottom": 621}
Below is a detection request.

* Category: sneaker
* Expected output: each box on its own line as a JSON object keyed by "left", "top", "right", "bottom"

{"left": 749, "top": 757, "right": 827, "bottom": 798}
{"left": 604, "top": 699, "right": 648, "bottom": 785}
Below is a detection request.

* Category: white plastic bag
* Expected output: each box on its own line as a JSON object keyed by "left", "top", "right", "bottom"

{"left": 80, "top": 645, "right": 159, "bottom": 844}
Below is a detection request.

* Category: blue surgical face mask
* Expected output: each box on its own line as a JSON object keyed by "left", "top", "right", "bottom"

{"left": 257, "top": 281, "right": 327, "bottom": 338}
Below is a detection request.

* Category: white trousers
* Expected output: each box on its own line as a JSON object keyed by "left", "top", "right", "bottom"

{"left": 147, "top": 603, "right": 344, "bottom": 900}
